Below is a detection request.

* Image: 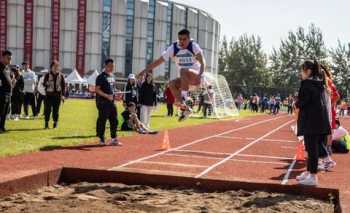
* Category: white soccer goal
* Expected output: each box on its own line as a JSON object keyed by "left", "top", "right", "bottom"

{"left": 189, "top": 72, "right": 239, "bottom": 119}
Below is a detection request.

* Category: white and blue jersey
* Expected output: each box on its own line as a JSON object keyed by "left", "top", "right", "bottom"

{"left": 162, "top": 40, "right": 203, "bottom": 73}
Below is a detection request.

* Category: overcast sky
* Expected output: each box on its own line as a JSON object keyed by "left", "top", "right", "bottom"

{"left": 175, "top": 0, "right": 350, "bottom": 53}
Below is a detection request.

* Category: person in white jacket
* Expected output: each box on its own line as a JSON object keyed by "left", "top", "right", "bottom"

{"left": 36, "top": 70, "right": 47, "bottom": 116}
{"left": 22, "top": 62, "right": 37, "bottom": 118}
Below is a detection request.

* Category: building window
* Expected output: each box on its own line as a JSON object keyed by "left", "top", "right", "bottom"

{"left": 125, "top": 0, "right": 135, "bottom": 76}
{"left": 146, "top": 0, "right": 156, "bottom": 65}
{"left": 164, "top": 2, "right": 173, "bottom": 78}
{"left": 101, "top": 0, "right": 112, "bottom": 69}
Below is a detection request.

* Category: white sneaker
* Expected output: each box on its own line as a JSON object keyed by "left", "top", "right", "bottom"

{"left": 324, "top": 159, "right": 336, "bottom": 171}
{"left": 25, "top": 116, "right": 30, "bottom": 119}
{"left": 99, "top": 140, "right": 106, "bottom": 146}
{"left": 298, "top": 175, "right": 318, "bottom": 186}
{"left": 296, "top": 171, "right": 310, "bottom": 181}
{"left": 14, "top": 116, "right": 19, "bottom": 121}
{"left": 318, "top": 162, "right": 326, "bottom": 171}
{"left": 111, "top": 138, "right": 122, "bottom": 146}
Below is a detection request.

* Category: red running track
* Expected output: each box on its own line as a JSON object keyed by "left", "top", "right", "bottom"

{"left": 0, "top": 114, "right": 350, "bottom": 210}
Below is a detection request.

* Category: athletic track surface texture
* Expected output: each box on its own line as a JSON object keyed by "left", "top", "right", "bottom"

{"left": 0, "top": 113, "right": 349, "bottom": 211}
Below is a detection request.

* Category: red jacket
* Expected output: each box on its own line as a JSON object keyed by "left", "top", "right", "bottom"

{"left": 328, "top": 79, "right": 340, "bottom": 129}
{"left": 164, "top": 87, "right": 175, "bottom": 104}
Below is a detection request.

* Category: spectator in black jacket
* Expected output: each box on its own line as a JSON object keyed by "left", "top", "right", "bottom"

{"left": 0, "top": 50, "right": 13, "bottom": 133}
{"left": 124, "top": 73, "right": 140, "bottom": 118}
{"left": 43, "top": 60, "right": 66, "bottom": 129}
{"left": 139, "top": 73, "right": 157, "bottom": 129}
{"left": 11, "top": 66, "right": 24, "bottom": 121}
{"left": 296, "top": 60, "right": 331, "bottom": 186}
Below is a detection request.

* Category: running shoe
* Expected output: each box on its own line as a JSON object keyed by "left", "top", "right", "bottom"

{"left": 296, "top": 171, "right": 310, "bottom": 181}
{"left": 324, "top": 159, "right": 336, "bottom": 171}
{"left": 298, "top": 175, "right": 318, "bottom": 186}
{"left": 99, "top": 140, "right": 106, "bottom": 146}
{"left": 111, "top": 138, "right": 122, "bottom": 146}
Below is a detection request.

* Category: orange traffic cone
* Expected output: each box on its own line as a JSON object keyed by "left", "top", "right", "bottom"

{"left": 161, "top": 130, "right": 170, "bottom": 150}
{"left": 295, "top": 143, "right": 305, "bottom": 161}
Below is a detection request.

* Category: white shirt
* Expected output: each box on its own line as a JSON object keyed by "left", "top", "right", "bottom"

{"left": 22, "top": 69, "right": 37, "bottom": 93}
{"left": 162, "top": 41, "right": 203, "bottom": 72}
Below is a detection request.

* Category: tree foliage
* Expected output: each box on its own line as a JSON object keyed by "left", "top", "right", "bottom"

{"left": 330, "top": 41, "right": 350, "bottom": 97}
{"left": 269, "top": 24, "right": 328, "bottom": 89}
{"left": 219, "top": 34, "right": 269, "bottom": 89}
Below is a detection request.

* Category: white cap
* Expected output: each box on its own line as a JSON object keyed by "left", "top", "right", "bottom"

{"left": 128, "top": 74, "right": 136, "bottom": 79}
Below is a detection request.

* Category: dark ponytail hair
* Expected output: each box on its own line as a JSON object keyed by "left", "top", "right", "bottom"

{"left": 301, "top": 60, "right": 323, "bottom": 80}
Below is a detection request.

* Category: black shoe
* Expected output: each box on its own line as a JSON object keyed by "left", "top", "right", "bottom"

{"left": 53, "top": 122, "right": 58, "bottom": 128}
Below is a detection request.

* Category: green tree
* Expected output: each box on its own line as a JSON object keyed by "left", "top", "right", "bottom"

{"left": 330, "top": 41, "right": 350, "bottom": 98}
{"left": 219, "top": 34, "right": 269, "bottom": 89}
{"left": 270, "top": 24, "right": 328, "bottom": 89}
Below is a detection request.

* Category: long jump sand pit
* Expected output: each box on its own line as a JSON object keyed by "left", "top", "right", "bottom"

{"left": 0, "top": 182, "right": 334, "bottom": 213}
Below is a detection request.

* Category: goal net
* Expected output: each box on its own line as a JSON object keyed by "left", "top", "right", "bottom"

{"left": 188, "top": 72, "right": 239, "bottom": 119}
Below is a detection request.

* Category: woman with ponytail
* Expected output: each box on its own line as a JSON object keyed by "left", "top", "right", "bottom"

{"left": 318, "top": 64, "right": 340, "bottom": 171}
{"left": 295, "top": 60, "right": 331, "bottom": 186}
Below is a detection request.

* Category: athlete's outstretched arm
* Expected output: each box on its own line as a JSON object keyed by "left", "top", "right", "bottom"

{"left": 195, "top": 53, "right": 206, "bottom": 75}
{"left": 138, "top": 57, "right": 165, "bottom": 77}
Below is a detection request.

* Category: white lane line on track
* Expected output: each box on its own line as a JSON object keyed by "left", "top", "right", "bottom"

{"left": 215, "top": 135, "right": 297, "bottom": 143}
{"left": 281, "top": 156, "right": 297, "bottom": 185}
{"left": 140, "top": 153, "right": 289, "bottom": 167}
{"left": 237, "top": 154, "right": 294, "bottom": 160}
{"left": 118, "top": 167, "right": 196, "bottom": 177}
{"left": 109, "top": 115, "right": 288, "bottom": 171}
{"left": 172, "top": 150, "right": 294, "bottom": 160}
{"left": 195, "top": 119, "right": 295, "bottom": 178}
{"left": 139, "top": 161, "right": 208, "bottom": 168}
{"left": 174, "top": 149, "right": 231, "bottom": 156}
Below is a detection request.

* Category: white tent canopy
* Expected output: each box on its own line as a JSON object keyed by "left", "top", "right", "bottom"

{"left": 87, "top": 70, "right": 99, "bottom": 85}
{"left": 65, "top": 69, "right": 87, "bottom": 84}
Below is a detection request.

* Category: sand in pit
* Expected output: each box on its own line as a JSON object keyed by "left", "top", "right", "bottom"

{"left": 0, "top": 182, "right": 334, "bottom": 213}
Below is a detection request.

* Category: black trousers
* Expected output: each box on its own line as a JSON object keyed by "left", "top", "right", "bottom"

{"left": 304, "top": 134, "right": 325, "bottom": 174}
{"left": 24, "top": 92, "right": 36, "bottom": 116}
{"left": 203, "top": 103, "right": 212, "bottom": 117}
{"left": 11, "top": 93, "right": 23, "bottom": 115}
{"left": 96, "top": 103, "right": 118, "bottom": 141}
{"left": 167, "top": 103, "right": 174, "bottom": 116}
{"left": 0, "top": 95, "right": 10, "bottom": 131}
{"left": 287, "top": 106, "right": 293, "bottom": 114}
{"left": 44, "top": 95, "right": 61, "bottom": 123}
{"left": 36, "top": 93, "right": 45, "bottom": 115}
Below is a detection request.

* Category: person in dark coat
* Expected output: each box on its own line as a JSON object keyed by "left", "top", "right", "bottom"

{"left": 43, "top": 60, "right": 66, "bottom": 129}
{"left": 296, "top": 60, "right": 331, "bottom": 186}
{"left": 11, "top": 66, "right": 24, "bottom": 120}
{"left": 139, "top": 73, "right": 157, "bottom": 129}
{"left": 0, "top": 50, "right": 13, "bottom": 133}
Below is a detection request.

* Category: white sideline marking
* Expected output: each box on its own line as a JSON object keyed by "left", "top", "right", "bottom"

{"left": 109, "top": 115, "right": 287, "bottom": 171}
{"left": 281, "top": 156, "right": 297, "bottom": 185}
{"left": 237, "top": 154, "right": 294, "bottom": 160}
{"left": 230, "top": 159, "right": 290, "bottom": 166}
{"left": 118, "top": 167, "right": 196, "bottom": 177}
{"left": 195, "top": 119, "right": 295, "bottom": 178}
{"left": 175, "top": 149, "right": 231, "bottom": 156}
{"left": 173, "top": 150, "right": 293, "bottom": 160}
{"left": 139, "top": 161, "right": 207, "bottom": 168}
{"left": 163, "top": 153, "right": 289, "bottom": 166}
{"left": 216, "top": 135, "right": 297, "bottom": 143}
